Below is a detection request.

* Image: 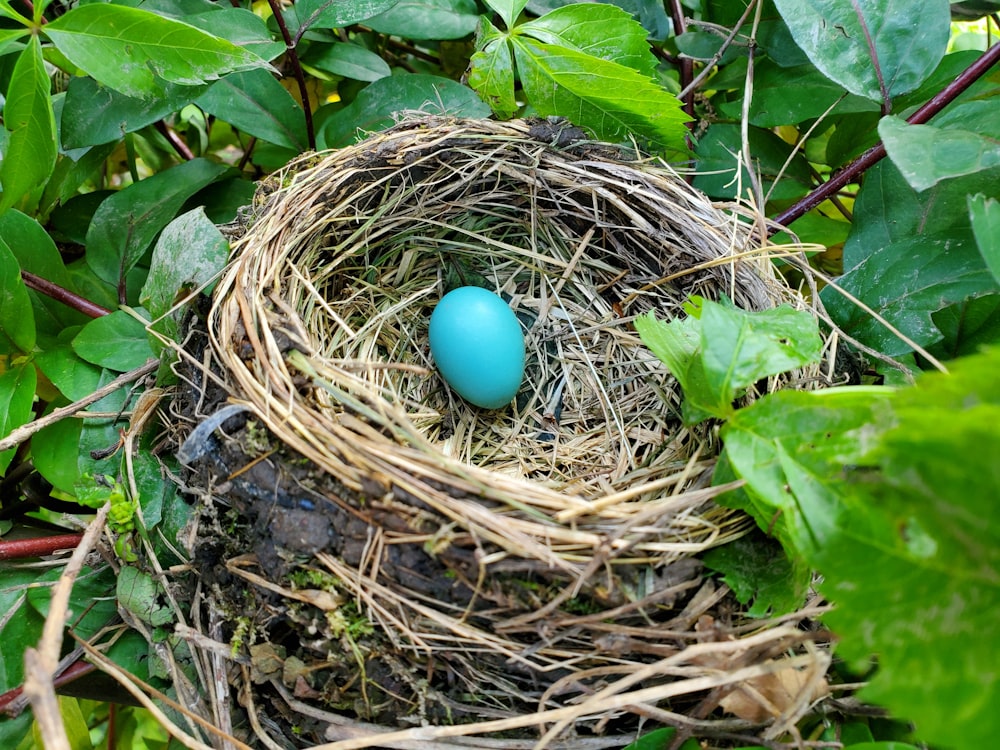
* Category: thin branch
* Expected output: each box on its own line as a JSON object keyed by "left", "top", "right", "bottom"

{"left": 0, "top": 534, "right": 84, "bottom": 561}
{"left": 0, "top": 358, "right": 159, "bottom": 454}
{"left": 155, "top": 121, "right": 195, "bottom": 161}
{"left": 773, "top": 40, "right": 1000, "bottom": 229}
{"left": 667, "top": 0, "right": 694, "bottom": 124}
{"left": 267, "top": 0, "right": 315, "bottom": 150}
{"left": 21, "top": 271, "right": 112, "bottom": 319}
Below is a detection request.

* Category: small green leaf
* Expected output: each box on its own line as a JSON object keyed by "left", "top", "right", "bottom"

{"left": 140, "top": 207, "right": 229, "bottom": 340}
{"left": 44, "top": 4, "right": 270, "bottom": 98}
{"left": 969, "top": 193, "right": 1000, "bottom": 284}
{"left": 468, "top": 20, "right": 517, "bottom": 118}
{"left": 364, "top": 0, "right": 480, "bottom": 40}
{"left": 483, "top": 0, "right": 528, "bottom": 29}
{"left": 85, "top": 158, "right": 230, "bottom": 287}
{"left": 772, "top": 0, "right": 950, "bottom": 103}
{"left": 0, "top": 363, "right": 36, "bottom": 474}
{"left": 31, "top": 404, "right": 83, "bottom": 494}
{"left": 1, "top": 36, "right": 57, "bottom": 213}
{"left": 621, "top": 727, "right": 701, "bottom": 750}
{"left": 317, "top": 74, "right": 491, "bottom": 149}
{"left": 118, "top": 566, "right": 174, "bottom": 627}
{"left": 511, "top": 37, "right": 688, "bottom": 156}
{"left": 879, "top": 116, "right": 1000, "bottom": 192}
{"left": 28, "top": 565, "right": 118, "bottom": 639}
{"left": 0, "top": 237, "right": 35, "bottom": 353}
{"left": 195, "top": 69, "right": 307, "bottom": 151}
{"left": 303, "top": 42, "right": 392, "bottom": 82}
{"left": 702, "top": 530, "right": 808, "bottom": 617}
{"left": 518, "top": 3, "right": 657, "bottom": 76}
{"left": 72, "top": 310, "right": 153, "bottom": 372}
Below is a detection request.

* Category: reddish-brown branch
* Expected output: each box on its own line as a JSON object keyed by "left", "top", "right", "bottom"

{"left": 267, "top": 0, "right": 315, "bottom": 150}
{"left": 773, "top": 41, "right": 1000, "bottom": 229}
{"left": 0, "top": 660, "right": 95, "bottom": 718}
{"left": 667, "top": 0, "right": 695, "bottom": 124}
{"left": 21, "top": 271, "right": 112, "bottom": 318}
{"left": 0, "top": 533, "right": 84, "bottom": 561}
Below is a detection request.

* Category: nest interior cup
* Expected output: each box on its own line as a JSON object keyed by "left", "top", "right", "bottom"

{"left": 179, "top": 116, "right": 809, "bottom": 742}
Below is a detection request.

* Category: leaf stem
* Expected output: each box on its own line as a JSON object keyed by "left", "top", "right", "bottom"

{"left": 154, "top": 121, "right": 194, "bottom": 161}
{"left": 20, "top": 271, "right": 112, "bottom": 318}
{"left": 267, "top": 0, "right": 316, "bottom": 150}
{"left": 772, "top": 41, "right": 1000, "bottom": 230}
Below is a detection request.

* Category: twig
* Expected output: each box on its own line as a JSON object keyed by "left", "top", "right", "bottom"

{"left": 21, "top": 271, "right": 111, "bottom": 319}
{"left": 667, "top": 0, "right": 694, "bottom": 123}
{"left": 773, "top": 40, "right": 1000, "bottom": 229}
{"left": 21, "top": 502, "right": 110, "bottom": 750}
{"left": 0, "top": 534, "right": 83, "bottom": 561}
{"left": 0, "top": 358, "right": 159, "bottom": 453}
{"left": 267, "top": 0, "right": 315, "bottom": 150}
{"left": 155, "top": 121, "right": 195, "bottom": 161}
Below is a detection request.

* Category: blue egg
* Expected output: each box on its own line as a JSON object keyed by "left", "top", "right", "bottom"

{"left": 429, "top": 286, "right": 525, "bottom": 409}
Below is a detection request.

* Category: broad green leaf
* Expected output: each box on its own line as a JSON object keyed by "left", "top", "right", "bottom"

{"left": 0, "top": 567, "right": 46, "bottom": 694}
{"left": 518, "top": 3, "right": 657, "bottom": 76}
{"left": 0, "top": 237, "right": 35, "bottom": 353}
{"left": 816, "top": 346, "right": 1000, "bottom": 749}
{"left": 969, "top": 193, "right": 1000, "bottom": 284}
{"left": 879, "top": 116, "right": 1000, "bottom": 192}
{"left": 76, "top": 369, "right": 130, "bottom": 482}
{"left": 60, "top": 77, "right": 205, "bottom": 148}
{"left": 365, "top": 0, "right": 480, "bottom": 40}
{"left": 72, "top": 310, "right": 153, "bottom": 372}
{"left": 85, "top": 158, "right": 230, "bottom": 286}
{"left": 928, "top": 295, "right": 1000, "bottom": 359}
{"left": 722, "top": 387, "right": 891, "bottom": 556}
{"left": 35, "top": 340, "right": 101, "bottom": 401}
{"left": 31, "top": 404, "right": 83, "bottom": 493}
{"left": 0, "top": 210, "right": 86, "bottom": 332}
{"left": 511, "top": 38, "right": 688, "bottom": 156}
{"left": 827, "top": 231, "right": 997, "bottom": 357}
{"left": 317, "top": 74, "right": 491, "bottom": 149}
{"left": 195, "top": 69, "right": 307, "bottom": 151}
{"left": 303, "top": 42, "right": 392, "bottom": 82}
{"left": 44, "top": 4, "right": 270, "bottom": 98}
{"left": 1, "top": 37, "right": 57, "bottom": 213}
{"left": 185, "top": 8, "right": 286, "bottom": 62}
{"left": 468, "top": 20, "right": 517, "bottom": 118}
{"left": 772, "top": 0, "right": 950, "bottom": 103}
{"left": 295, "top": 0, "right": 401, "bottom": 29}
{"left": 484, "top": 0, "right": 529, "bottom": 29}
{"left": 0, "top": 27, "right": 28, "bottom": 60}
{"left": 0, "top": 362, "right": 36, "bottom": 473}
{"left": 28, "top": 564, "right": 118, "bottom": 639}
{"left": 698, "top": 300, "right": 824, "bottom": 401}
{"left": 717, "top": 61, "right": 879, "bottom": 128}
{"left": 702, "top": 530, "right": 807, "bottom": 617}
{"left": 140, "top": 207, "right": 229, "bottom": 337}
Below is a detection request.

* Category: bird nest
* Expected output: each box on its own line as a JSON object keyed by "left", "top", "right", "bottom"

{"left": 172, "top": 117, "right": 832, "bottom": 749}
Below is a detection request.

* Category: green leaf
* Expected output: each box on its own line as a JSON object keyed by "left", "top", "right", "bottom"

{"left": 185, "top": 8, "right": 286, "bottom": 62}
{"left": 31, "top": 402, "right": 83, "bottom": 493}
{"left": 317, "top": 74, "right": 491, "bottom": 149}
{"left": 483, "top": 0, "right": 529, "bottom": 29}
{"left": 28, "top": 564, "right": 118, "bottom": 639}
{"left": 85, "top": 158, "right": 230, "bottom": 286}
{"left": 621, "top": 727, "right": 700, "bottom": 750}
{"left": 518, "top": 3, "right": 657, "bottom": 76}
{"left": 510, "top": 37, "right": 688, "bottom": 156}
{"left": 969, "top": 193, "right": 1000, "bottom": 285}
{"left": 0, "top": 237, "right": 35, "bottom": 353}
{"left": 44, "top": 4, "right": 270, "bottom": 98}
{"left": 0, "top": 362, "right": 36, "bottom": 473}
{"left": 1, "top": 36, "right": 57, "bottom": 213}
{"left": 117, "top": 566, "right": 174, "bottom": 627}
{"left": 0, "top": 567, "right": 46, "bottom": 694}
{"left": 364, "top": 0, "right": 480, "bottom": 40}
{"left": 721, "top": 387, "right": 892, "bottom": 556}
{"left": 295, "top": 0, "right": 401, "bottom": 29}
{"left": 468, "top": 20, "right": 517, "bottom": 118}
{"left": 772, "top": 0, "right": 950, "bottom": 103}
{"left": 879, "top": 116, "right": 1000, "bottom": 192}
{"left": 826, "top": 230, "right": 997, "bottom": 357}
{"left": 195, "top": 69, "right": 307, "bottom": 151}
{"left": 303, "top": 42, "right": 392, "bottom": 82}
{"left": 35, "top": 340, "right": 101, "bottom": 401}
{"left": 928, "top": 294, "right": 1000, "bottom": 359}
{"left": 60, "top": 77, "right": 205, "bottom": 149}
{"left": 702, "top": 530, "right": 808, "bottom": 617}
{"left": 72, "top": 310, "right": 153, "bottom": 372}
{"left": 816, "top": 346, "right": 1000, "bottom": 749}
{"left": 140, "top": 207, "right": 229, "bottom": 341}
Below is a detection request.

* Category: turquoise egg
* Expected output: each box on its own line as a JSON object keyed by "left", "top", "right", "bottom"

{"left": 428, "top": 286, "right": 526, "bottom": 409}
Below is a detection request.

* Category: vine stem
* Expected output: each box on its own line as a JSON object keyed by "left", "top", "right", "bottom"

{"left": 773, "top": 41, "right": 1000, "bottom": 230}
{"left": 267, "top": 0, "right": 316, "bottom": 150}
{"left": 21, "top": 271, "right": 112, "bottom": 318}
{"left": 667, "top": 0, "right": 694, "bottom": 123}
